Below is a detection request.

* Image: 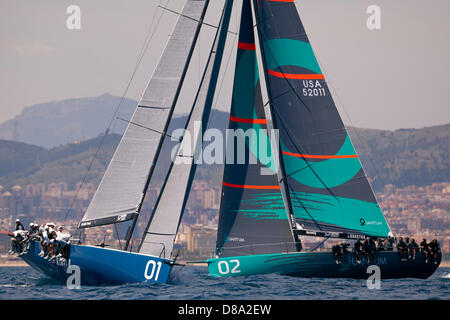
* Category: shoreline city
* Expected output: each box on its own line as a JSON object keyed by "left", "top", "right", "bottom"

{"left": 1, "top": 180, "right": 449, "bottom": 266}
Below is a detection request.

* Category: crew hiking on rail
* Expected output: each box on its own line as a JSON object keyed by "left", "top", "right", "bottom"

{"left": 331, "top": 236, "right": 440, "bottom": 265}
{"left": 8, "top": 219, "right": 72, "bottom": 261}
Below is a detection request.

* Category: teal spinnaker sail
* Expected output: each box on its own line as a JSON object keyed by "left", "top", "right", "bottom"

{"left": 252, "top": 0, "right": 391, "bottom": 238}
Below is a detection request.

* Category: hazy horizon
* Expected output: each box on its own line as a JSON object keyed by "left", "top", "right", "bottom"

{"left": 1, "top": 0, "right": 449, "bottom": 131}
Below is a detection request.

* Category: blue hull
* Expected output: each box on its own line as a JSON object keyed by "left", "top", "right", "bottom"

{"left": 20, "top": 242, "right": 173, "bottom": 285}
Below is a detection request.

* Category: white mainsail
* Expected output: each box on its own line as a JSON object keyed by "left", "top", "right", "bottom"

{"left": 79, "top": 0, "right": 208, "bottom": 228}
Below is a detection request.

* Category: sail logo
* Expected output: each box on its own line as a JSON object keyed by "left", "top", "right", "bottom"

{"left": 302, "top": 80, "right": 326, "bottom": 97}
{"left": 364, "top": 220, "right": 382, "bottom": 226}
{"left": 117, "top": 214, "right": 127, "bottom": 222}
{"left": 341, "top": 256, "right": 387, "bottom": 267}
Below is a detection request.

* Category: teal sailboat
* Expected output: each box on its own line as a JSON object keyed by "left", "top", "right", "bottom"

{"left": 206, "top": 0, "right": 440, "bottom": 279}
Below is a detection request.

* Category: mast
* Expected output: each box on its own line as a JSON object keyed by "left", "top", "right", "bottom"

{"left": 250, "top": 0, "right": 301, "bottom": 249}
{"left": 124, "top": 0, "right": 211, "bottom": 251}
{"left": 138, "top": 0, "right": 235, "bottom": 259}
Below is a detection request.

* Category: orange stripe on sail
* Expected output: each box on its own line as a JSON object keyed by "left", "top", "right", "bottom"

{"left": 230, "top": 115, "right": 267, "bottom": 124}
{"left": 267, "top": 69, "right": 325, "bottom": 80}
{"left": 238, "top": 42, "right": 256, "bottom": 51}
{"left": 281, "top": 151, "right": 358, "bottom": 159}
{"left": 223, "top": 182, "right": 281, "bottom": 190}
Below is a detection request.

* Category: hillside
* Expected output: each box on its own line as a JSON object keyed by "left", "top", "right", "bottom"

{"left": 0, "top": 135, "right": 121, "bottom": 189}
{"left": 0, "top": 93, "right": 136, "bottom": 148}
{"left": 348, "top": 124, "right": 450, "bottom": 190}
{"left": 0, "top": 121, "right": 448, "bottom": 192}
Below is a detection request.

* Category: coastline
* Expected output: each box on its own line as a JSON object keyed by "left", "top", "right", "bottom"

{"left": 0, "top": 262, "right": 29, "bottom": 267}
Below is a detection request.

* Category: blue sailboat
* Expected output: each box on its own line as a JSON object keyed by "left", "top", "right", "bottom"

{"left": 19, "top": 0, "right": 235, "bottom": 286}
{"left": 207, "top": 0, "right": 441, "bottom": 279}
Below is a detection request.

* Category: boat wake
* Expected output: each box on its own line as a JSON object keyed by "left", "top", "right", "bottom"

{"left": 0, "top": 284, "right": 30, "bottom": 288}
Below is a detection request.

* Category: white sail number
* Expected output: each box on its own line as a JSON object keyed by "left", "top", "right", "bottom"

{"left": 144, "top": 260, "right": 162, "bottom": 281}
{"left": 302, "top": 80, "right": 326, "bottom": 97}
{"left": 218, "top": 259, "right": 241, "bottom": 275}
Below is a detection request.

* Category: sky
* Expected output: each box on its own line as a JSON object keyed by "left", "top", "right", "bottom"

{"left": 0, "top": 0, "right": 449, "bottom": 130}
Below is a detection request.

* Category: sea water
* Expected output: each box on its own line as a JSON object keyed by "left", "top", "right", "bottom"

{"left": 0, "top": 266, "right": 448, "bottom": 300}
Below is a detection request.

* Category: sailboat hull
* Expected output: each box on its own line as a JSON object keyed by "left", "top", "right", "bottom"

{"left": 207, "top": 250, "right": 441, "bottom": 280}
{"left": 20, "top": 241, "right": 173, "bottom": 285}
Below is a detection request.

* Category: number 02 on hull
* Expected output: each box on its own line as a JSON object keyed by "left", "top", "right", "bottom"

{"left": 207, "top": 251, "right": 441, "bottom": 280}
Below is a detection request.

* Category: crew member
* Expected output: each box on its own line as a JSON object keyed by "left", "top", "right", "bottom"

{"left": 38, "top": 224, "right": 49, "bottom": 257}
{"left": 420, "top": 238, "right": 429, "bottom": 262}
{"left": 353, "top": 239, "right": 363, "bottom": 263}
{"left": 47, "top": 229, "right": 58, "bottom": 260}
{"left": 428, "top": 239, "right": 440, "bottom": 264}
{"left": 397, "top": 237, "right": 407, "bottom": 260}
{"left": 15, "top": 219, "right": 24, "bottom": 231}
{"left": 55, "top": 226, "right": 72, "bottom": 260}
{"left": 376, "top": 239, "right": 385, "bottom": 251}
{"left": 332, "top": 242, "right": 342, "bottom": 264}
{"left": 408, "top": 238, "right": 419, "bottom": 260}
{"left": 9, "top": 230, "right": 26, "bottom": 254}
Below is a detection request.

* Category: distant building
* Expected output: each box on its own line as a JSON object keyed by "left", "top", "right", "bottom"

{"left": 186, "top": 224, "right": 217, "bottom": 256}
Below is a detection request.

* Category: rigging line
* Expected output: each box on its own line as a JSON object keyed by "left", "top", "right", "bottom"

{"left": 63, "top": 0, "right": 170, "bottom": 223}
{"left": 158, "top": 5, "right": 238, "bottom": 35}
{"left": 115, "top": 117, "right": 182, "bottom": 141}
{"left": 203, "top": 0, "right": 239, "bottom": 135}
{"left": 114, "top": 223, "right": 123, "bottom": 250}
{"left": 205, "top": 21, "right": 238, "bottom": 135}
{"left": 310, "top": 236, "right": 330, "bottom": 252}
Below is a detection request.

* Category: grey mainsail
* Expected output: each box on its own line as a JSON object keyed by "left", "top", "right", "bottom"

{"left": 139, "top": 0, "right": 235, "bottom": 259}
{"left": 79, "top": 0, "right": 208, "bottom": 229}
